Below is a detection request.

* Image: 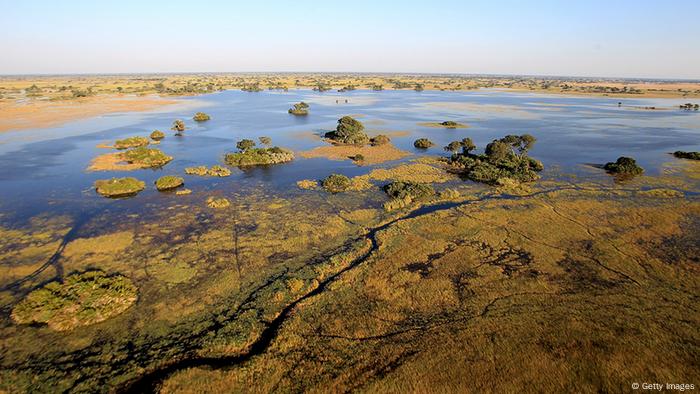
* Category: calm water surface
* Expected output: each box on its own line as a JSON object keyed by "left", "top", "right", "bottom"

{"left": 1, "top": 89, "right": 698, "bottom": 225}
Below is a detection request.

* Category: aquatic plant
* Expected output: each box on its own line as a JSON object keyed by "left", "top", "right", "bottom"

{"left": 414, "top": 138, "right": 434, "bottom": 149}
{"left": 11, "top": 271, "right": 137, "bottom": 331}
{"left": 370, "top": 134, "right": 391, "bottom": 146}
{"left": 324, "top": 116, "right": 369, "bottom": 145}
{"left": 236, "top": 139, "right": 256, "bottom": 152}
{"left": 155, "top": 175, "right": 184, "bottom": 191}
{"left": 120, "top": 147, "right": 173, "bottom": 168}
{"left": 94, "top": 177, "right": 146, "bottom": 197}
{"left": 193, "top": 112, "right": 211, "bottom": 122}
{"left": 288, "top": 102, "right": 309, "bottom": 115}
{"left": 150, "top": 130, "right": 165, "bottom": 141}
{"left": 673, "top": 151, "right": 700, "bottom": 160}
{"left": 206, "top": 196, "right": 230, "bottom": 209}
{"left": 603, "top": 157, "right": 644, "bottom": 175}
{"left": 114, "top": 136, "right": 149, "bottom": 150}
{"left": 171, "top": 119, "right": 186, "bottom": 132}
{"left": 322, "top": 174, "right": 352, "bottom": 193}
{"left": 297, "top": 179, "right": 318, "bottom": 190}
{"left": 225, "top": 147, "right": 294, "bottom": 167}
{"left": 259, "top": 136, "right": 272, "bottom": 146}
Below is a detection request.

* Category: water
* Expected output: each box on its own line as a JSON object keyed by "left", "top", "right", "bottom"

{"left": 0, "top": 88, "right": 698, "bottom": 224}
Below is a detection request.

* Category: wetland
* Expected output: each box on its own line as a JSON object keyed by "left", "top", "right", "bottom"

{"left": 0, "top": 85, "right": 699, "bottom": 392}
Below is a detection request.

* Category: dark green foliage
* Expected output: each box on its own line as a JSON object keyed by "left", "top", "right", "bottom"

{"left": 370, "top": 135, "right": 390, "bottom": 146}
{"left": 193, "top": 112, "right": 211, "bottom": 122}
{"left": 440, "top": 121, "right": 459, "bottom": 128}
{"left": 383, "top": 181, "right": 435, "bottom": 201}
{"left": 414, "top": 138, "right": 434, "bottom": 149}
{"left": 224, "top": 147, "right": 294, "bottom": 167}
{"left": 673, "top": 151, "right": 700, "bottom": 160}
{"left": 322, "top": 174, "right": 351, "bottom": 193}
{"left": 236, "top": 139, "right": 256, "bottom": 152}
{"left": 449, "top": 134, "right": 544, "bottom": 185}
{"left": 603, "top": 157, "right": 644, "bottom": 175}
{"left": 679, "top": 103, "right": 699, "bottom": 110}
{"left": 351, "top": 154, "right": 365, "bottom": 162}
{"left": 444, "top": 141, "right": 463, "bottom": 153}
{"left": 259, "top": 136, "right": 272, "bottom": 146}
{"left": 324, "top": 116, "right": 369, "bottom": 145}
{"left": 414, "top": 83, "right": 425, "bottom": 92}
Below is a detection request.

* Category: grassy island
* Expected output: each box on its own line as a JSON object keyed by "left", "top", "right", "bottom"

{"left": 288, "top": 102, "right": 309, "bottom": 115}
{"left": 673, "top": 151, "right": 700, "bottom": 160}
{"left": 149, "top": 130, "right": 165, "bottom": 140}
{"left": 324, "top": 116, "right": 369, "bottom": 145}
{"left": 193, "top": 112, "right": 211, "bottom": 121}
{"left": 94, "top": 177, "right": 146, "bottom": 197}
{"left": 448, "top": 135, "right": 544, "bottom": 184}
{"left": 604, "top": 156, "right": 644, "bottom": 175}
{"left": 120, "top": 147, "right": 173, "bottom": 168}
{"left": 414, "top": 138, "right": 434, "bottom": 149}
{"left": 114, "top": 136, "right": 149, "bottom": 150}
{"left": 322, "top": 174, "right": 351, "bottom": 193}
{"left": 155, "top": 175, "right": 184, "bottom": 191}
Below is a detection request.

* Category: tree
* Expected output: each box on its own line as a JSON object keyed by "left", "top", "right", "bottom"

{"left": 461, "top": 138, "right": 476, "bottom": 154}
{"left": 236, "top": 139, "right": 256, "bottom": 152}
{"left": 444, "top": 141, "right": 463, "bottom": 154}
{"left": 324, "top": 116, "right": 369, "bottom": 145}
{"left": 485, "top": 140, "right": 510, "bottom": 162}
{"left": 414, "top": 138, "right": 434, "bottom": 149}
{"left": 259, "top": 136, "right": 272, "bottom": 146}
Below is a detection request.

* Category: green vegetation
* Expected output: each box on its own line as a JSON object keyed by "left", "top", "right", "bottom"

{"left": 120, "top": 147, "right": 173, "bottom": 168}
{"left": 259, "top": 136, "right": 272, "bottom": 146}
{"left": 351, "top": 154, "right": 365, "bottom": 163}
{"left": 673, "top": 151, "right": 700, "bottom": 160}
{"left": 184, "top": 165, "right": 231, "bottom": 177}
{"left": 193, "top": 112, "right": 211, "bottom": 122}
{"left": 11, "top": 271, "right": 137, "bottom": 331}
{"left": 225, "top": 147, "right": 294, "bottom": 167}
{"left": 206, "top": 197, "right": 230, "bottom": 209}
{"left": 150, "top": 130, "right": 165, "bottom": 141}
{"left": 382, "top": 181, "right": 435, "bottom": 211}
{"left": 324, "top": 116, "right": 369, "bottom": 145}
{"left": 603, "top": 156, "right": 644, "bottom": 175}
{"left": 155, "top": 175, "right": 184, "bottom": 191}
{"left": 322, "top": 174, "right": 351, "bottom": 193}
{"left": 448, "top": 134, "right": 544, "bottom": 185}
{"left": 288, "top": 102, "right": 309, "bottom": 116}
{"left": 369, "top": 134, "right": 390, "bottom": 146}
{"left": 440, "top": 121, "right": 459, "bottom": 128}
{"left": 414, "top": 138, "right": 434, "bottom": 149}
{"left": 236, "top": 139, "right": 256, "bottom": 152}
{"left": 171, "top": 120, "right": 186, "bottom": 134}
{"left": 114, "top": 136, "right": 149, "bottom": 150}
{"left": 94, "top": 177, "right": 146, "bottom": 198}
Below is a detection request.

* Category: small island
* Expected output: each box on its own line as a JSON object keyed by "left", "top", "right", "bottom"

{"left": 120, "top": 147, "right": 173, "bottom": 168}
{"left": 224, "top": 139, "right": 294, "bottom": 167}
{"left": 193, "top": 112, "right": 211, "bottom": 121}
{"left": 155, "top": 175, "right": 184, "bottom": 191}
{"left": 673, "top": 151, "right": 700, "bottom": 160}
{"left": 414, "top": 138, "right": 434, "bottom": 149}
{"left": 324, "top": 116, "right": 369, "bottom": 145}
{"left": 95, "top": 177, "right": 146, "bottom": 198}
{"left": 114, "top": 136, "right": 149, "bottom": 150}
{"left": 288, "top": 102, "right": 309, "bottom": 115}
{"left": 603, "top": 156, "right": 644, "bottom": 176}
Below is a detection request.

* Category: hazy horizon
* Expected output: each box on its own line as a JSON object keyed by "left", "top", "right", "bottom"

{"left": 2, "top": 0, "right": 699, "bottom": 79}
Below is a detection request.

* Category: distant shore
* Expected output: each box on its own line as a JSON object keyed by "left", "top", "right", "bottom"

{"left": 0, "top": 73, "right": 698, "bottom": 133}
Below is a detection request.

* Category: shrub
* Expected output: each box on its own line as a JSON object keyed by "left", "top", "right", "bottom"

{"left": 440, "top": 121, "right": 459, "bottom": 128}
{"left": 193, "top": 112, "right": 211, "bottom": 122}
{"left": 155, "top": 175, "right": 184, "bottom": 191}
{"left": 259, "top": 136, "right": 272, "bottom": 146}
{"left": 370, "top": 135, "right": 390, "bottom": 146}
{"left": 288, "top": 102, "right": 309, "bottom": 115}
{"left": 383, "top": 181, "right": 435, "bottom": 201}
{"left": 603, "top": 157, "right": 644, "bottom": 175}
{"left": 171, "top": 120, "right": 186, "bottom": 132}
{"left": 114, "top": 136, "right": 149, "bottom": 150}
{"left": 236, "top": 139, "right": 256, "bottom": 152}
{"left": 322, "top": 174, "right": 351, "bottom": 193}
{"left": 351, "top": 154, "right": 365, "bottom": 162}
{"left": 673, "top": 151, "right": 700, "bottom": 160}
{"left": 324, "top": 116, "right": 369, "bottom": 145}
{"left": 414, "top": 138, "right": 434, "bottom": 149}
{"left": 206, "top": 197, "right": 230, "bottom": 209}
{"left": 150, "top": 130, "right": 165, "bottom": 140}
{"left": 94, "top": 177, "right": 146, "bottom": 198}
{"left": 120, "top": 147, "right": 173, "bottom": 168}
{"left": 225, "top": 147, "right": 294, "bottom": 167}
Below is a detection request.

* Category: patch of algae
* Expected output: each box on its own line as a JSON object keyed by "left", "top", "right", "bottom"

{"left": 160, "top": 175, "right": 700, "bottom": 393}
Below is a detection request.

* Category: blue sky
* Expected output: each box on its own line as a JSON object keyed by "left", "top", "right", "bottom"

{"left": 1, "top": 0, "right": 699, "bottom": 78}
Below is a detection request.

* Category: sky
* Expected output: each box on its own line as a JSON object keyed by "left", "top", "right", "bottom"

{"left": 1, "top": 0, "right": 699, "bottom": 79}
